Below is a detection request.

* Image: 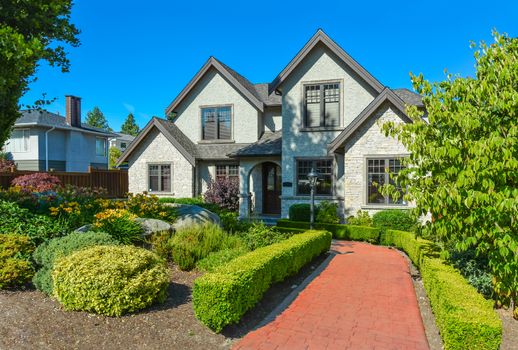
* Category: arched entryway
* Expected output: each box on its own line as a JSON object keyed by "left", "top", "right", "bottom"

{"left": 238, "top": 159, "right": 282, "bottom": 219}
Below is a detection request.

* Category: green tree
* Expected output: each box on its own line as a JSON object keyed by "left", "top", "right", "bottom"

{"left": 120, "top": 113, "right": 140, "bottom": 136}
{"left": 0, "top": 0, "right": 80, "bottom": 147}
{"left": 382, "top": 31, "right": 518, "bottom": 317}
{"left": 85, "top": 107, "right": 112, "bottom": 131}
{"left": 109, "top": 147, "right": 122, "bottom": 169}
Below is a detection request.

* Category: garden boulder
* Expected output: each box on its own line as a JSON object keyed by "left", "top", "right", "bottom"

{"left": 169, "top": 204, "right": 221, "bottom": 230}
{"left": 135, "top": 218, "right": 173, "bottom": 237}
{"left": 74, "top": 224, "right": 93, "bottom": 233}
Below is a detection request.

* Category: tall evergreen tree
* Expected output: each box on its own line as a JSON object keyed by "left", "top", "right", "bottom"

{"left": 120, "top": 113, "right": 140, "bottom": 136}
{"left": 0, "top": 0, "right": 80, "bottom": 147}
{"left": 85, "top": 106, "right": 112, "bottom": 131}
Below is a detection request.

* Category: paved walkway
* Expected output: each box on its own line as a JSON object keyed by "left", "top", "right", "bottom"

{"left": 234, "top": 241, "right": 429, "bottom": 350}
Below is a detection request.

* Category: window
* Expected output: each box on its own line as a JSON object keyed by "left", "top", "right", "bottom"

{"left": 5, "top": 129, "right": 30, "bottom": 153}
{"left": 120, "top": 142, "right": 127, "bottom": 149}
{"left": 367, "top": 158, "right": 406, "bottom": 205}
{"left": 304, "top": 82, "right": 340, "bottom": 128}
{"left": 297, "top": 159, "right": 333, "bottom": 196}
{"left": 202, "top": 106, "right": 232, "bottom": 140}
{"left": 148, "top": 164, "right": 171, "bottom": 192}
{"left": 96, "top": 137, "right": 106, "bottom": 156}
{"left": 216, "top": 164, "right": 239, "bottom": 182}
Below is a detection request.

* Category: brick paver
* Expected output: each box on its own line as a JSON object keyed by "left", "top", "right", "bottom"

{"left": 234, "top": 241, "right": 429, "bottom": 350}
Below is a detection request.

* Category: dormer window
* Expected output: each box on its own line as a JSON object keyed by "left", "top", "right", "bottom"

{"left": 202, "top": 106, "right": 232, "bottom": 140}
{"left": 304, "top": 82, "right": 340, "bottom": 128}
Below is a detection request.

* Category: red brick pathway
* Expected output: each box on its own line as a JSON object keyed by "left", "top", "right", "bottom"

{"left": 234, "top": 241, "right": 429, "bottom": 350}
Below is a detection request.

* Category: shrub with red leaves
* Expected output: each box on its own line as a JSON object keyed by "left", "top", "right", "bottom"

{"left": 203, "top": 178, "right": 239, "bottom": 212}
{"left": 11, "top": 173, "right": 62, "bottom": 192}
{"left": 0, "top": 158, "right": 15, "bottom": 172}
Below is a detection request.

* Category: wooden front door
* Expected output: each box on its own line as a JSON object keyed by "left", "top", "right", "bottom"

{"left": 262, "top": 162, "right": 281, "bottom": 215}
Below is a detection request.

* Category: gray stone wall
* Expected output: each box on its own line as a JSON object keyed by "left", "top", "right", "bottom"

{"left": 342, "top": 103, "right": 411, "bottom": 217}
{"left": 128, "top": 128, "right": 193, "bottom": 197}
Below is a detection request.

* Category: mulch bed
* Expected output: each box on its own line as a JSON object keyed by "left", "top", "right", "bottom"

{"left": 0, "top": 256, "right": 328, "bottom": 350}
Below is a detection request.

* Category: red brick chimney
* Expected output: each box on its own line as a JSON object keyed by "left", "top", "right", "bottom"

{"left": 65, "top": 95, "right": 82, "bottom": 127}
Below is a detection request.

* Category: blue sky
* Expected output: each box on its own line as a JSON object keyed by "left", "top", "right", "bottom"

{"left": 21, "top": 0, "right": 518, "bottom": 131}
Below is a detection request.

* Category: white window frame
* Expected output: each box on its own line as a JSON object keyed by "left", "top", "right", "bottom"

{"left": 5, "top": 129, "right": 30, "bottom": 153}
{"left": 96, "top": 137, "right": 107, "bottom": 157}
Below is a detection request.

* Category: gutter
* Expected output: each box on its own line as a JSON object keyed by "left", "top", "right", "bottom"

{"left": 45, "top": 126, "right": 56, "bottom": 171}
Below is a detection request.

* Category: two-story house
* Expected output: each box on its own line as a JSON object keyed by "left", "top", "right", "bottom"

{"left": 4, "top": 96, "right": 114, "bottom": 172}
{"left": 118, "top": 30, "right": 423, "bottom": 219}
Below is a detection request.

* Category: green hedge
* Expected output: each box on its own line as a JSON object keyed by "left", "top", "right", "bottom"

{"left": 274, "top": 226, "right": 306, "bottom": 234}
{"left": 277, "top": 219, "right": 381, "bottom": 243}
{"left": 384, "top": 229, "right": 502, "bottom": 350}
{"left": 192, "top": 230, "right": 332, "bottom": 332}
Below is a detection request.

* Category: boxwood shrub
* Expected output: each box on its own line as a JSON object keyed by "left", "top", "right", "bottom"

{"left": 288, "top": 204, "right": 314, "bottom": 222}
{"left": 32, "top": 231, "right": 119, "bottom": 295}
{"left": 193, "top": 230, "right": 332, "bottom": 332}
{"left": 384, "top": 229, "right": 502, "bottom": 350}
{"left": 53, "top": 245, "right": 169, "bottom": 316}
{"left": 372, "top": 209, "right": 418, "bottom": 232}
{"left": 277, "top": 219, "right": 381, "bottom": 243}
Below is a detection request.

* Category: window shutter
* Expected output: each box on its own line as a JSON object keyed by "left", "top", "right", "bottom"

{"left": 202, "top": 108, "right": 217, "bottom": 140}
{"left": 324, "top": 83, "right": 340, "bottom": 127}
{"left": 218, "top": 107, "right": 231, "bottom": 140}
{"left": 305, "top": 85, "right": 321, "bottom": 127}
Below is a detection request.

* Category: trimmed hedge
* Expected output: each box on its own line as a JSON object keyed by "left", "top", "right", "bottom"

{"left": 193, "top": 230, "right": 332, "bottom": 332}
{"left": 288, "top": 204, "right": 314, "bottom": 222}
{"left": 384, "top": 230, "right": 502, "bottom": 350}
{"left": 274, "top": 226, "right": 306, "bottom": 234}
{"left": 277, "top": 219, "right": 381, "bottom": 243}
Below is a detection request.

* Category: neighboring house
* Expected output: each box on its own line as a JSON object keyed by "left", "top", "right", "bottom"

{"left": 3, "top": 96, "right": 114, "bottom": 172}
{"left": 118, "top": 30, "right": 424, "bottom": 219}
{"left": 109, "top": 132, "right": 135, "bottom": 152}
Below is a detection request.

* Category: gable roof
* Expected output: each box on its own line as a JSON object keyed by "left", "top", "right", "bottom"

{"left": 270, "top": 29, "right": 385, "bottom": 94}
{"left": 228, "top": 130, "right": 282, "bottom": 158}
{"left": 392, "top": 88, "right": 424, "bottom": 107}
{"left": 165, "top": 57, "right": 265, "bottom": 115}
{"left": 117, "top": 117, "right": 197, "bottom": 166}
{"left": 16, "top": 110, "right": 115, "bottom": 137}
{"left": 327, "top": 88, "right": 412, "bottom": 154}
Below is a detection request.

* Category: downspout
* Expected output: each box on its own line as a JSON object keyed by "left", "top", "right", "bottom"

{"left": 45, "top": 126, "right": 56, "bottom": 171}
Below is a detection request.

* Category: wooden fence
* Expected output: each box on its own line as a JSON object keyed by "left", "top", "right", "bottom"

{"left": 0, "top": 167, "right": 128, "bottom": 198}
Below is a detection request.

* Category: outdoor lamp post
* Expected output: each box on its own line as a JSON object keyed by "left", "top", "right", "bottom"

{"left": 308, "top": 168, "right": 319, "bottom": 229}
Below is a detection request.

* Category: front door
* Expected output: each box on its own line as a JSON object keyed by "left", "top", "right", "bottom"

{"left": 262, "top": 162, "right": 281, "bottom": 215}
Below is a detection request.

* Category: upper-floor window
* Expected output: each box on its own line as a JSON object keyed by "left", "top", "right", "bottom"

{"left": 5, "top": 129, "right": 30, "bottom": 153}
{"left": 120, "top": 142, "right": 127, "bottom": 149}
{"left": 304, "top": 82, "right": 340, "bottom": 128}
{"left": 216, "top": 164, "right": 239, "bottom": 182}
{"left": 96, "top": 137, "right": 107, "bottom": 157}
{"left": 202, "top": 106, "right": 232, "bottom": 140}
{"left": 367, "top": 158, "right": 406, "bottom": 205}
{"left": 296, "top": 158, "right": 333, "bottom": 196}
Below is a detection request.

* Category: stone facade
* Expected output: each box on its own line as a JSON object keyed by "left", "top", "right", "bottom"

{"left": 342, "top": 103, "right": 410, "bottom": 216}
{"left": 127, "top": 128, "right": 193, "bottom": 197}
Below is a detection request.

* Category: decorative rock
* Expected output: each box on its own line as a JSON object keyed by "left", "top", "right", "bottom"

{"left": 74, "top": 224, "right": 93, "bottom": 233}
{"left": 169, "top": 204, "right": 221, "bottom": 230}
{"left": 135, "top": 218, "right": 173, "bottom": 237}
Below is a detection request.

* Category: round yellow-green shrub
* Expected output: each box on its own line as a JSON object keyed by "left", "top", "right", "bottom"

{"left": 52, "top": 245, "right": 169, "bottom": 316}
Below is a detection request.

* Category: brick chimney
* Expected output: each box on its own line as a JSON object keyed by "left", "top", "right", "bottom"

{"left": 65, "top": 95, "right": 82, "bottom": 127}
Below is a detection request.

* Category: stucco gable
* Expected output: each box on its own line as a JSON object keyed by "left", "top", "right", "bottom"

{"left": 270, "top": 29, "right": 384, "bottom": 94}
{"left": 165, "top": 57, "right": 264, "bottom": 115}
